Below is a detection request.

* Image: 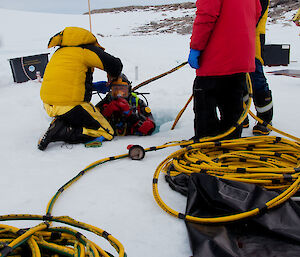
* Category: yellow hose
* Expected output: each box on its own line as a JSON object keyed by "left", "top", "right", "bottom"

{"left": 152, "top": 136, "right": 300, "bottom": 224}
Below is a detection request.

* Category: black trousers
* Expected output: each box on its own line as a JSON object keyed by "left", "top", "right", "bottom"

{"left": 57, "top": 105, "right": 114, "bottom": 143}
{"left": 193, "top": 73, "right": 246, "bottom": 139}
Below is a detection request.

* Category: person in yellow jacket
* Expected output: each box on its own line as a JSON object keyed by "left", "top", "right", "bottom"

{"left": 293, "top": 8, "right": 300, "bottom": 26}
{"left": 38, "top": 27, "right": 123, "bottom": 150}
{"left": 243, "top": 0, "right": 273, "bottom": 135}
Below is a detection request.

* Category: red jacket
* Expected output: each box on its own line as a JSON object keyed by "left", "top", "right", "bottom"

{"left": 190, "top": 0, "right": 262, "bottom": 76}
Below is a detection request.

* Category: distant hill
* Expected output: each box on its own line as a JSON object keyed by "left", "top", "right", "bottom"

{"left": 85, "top": 1, "right": 299, "bottom": 36}
{"left": 271, "top": 0, "right": 299, "bottom": 10}
{"left": 269, "top": 0, "right": 299, "bottom": 21}
{"left": 86, "top": 2, "right": 195, "bottom": 14}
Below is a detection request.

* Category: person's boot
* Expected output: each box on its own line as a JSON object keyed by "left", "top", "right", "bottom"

{"left": 38, "top": 119, "right": 92, "bottom": 150}
{"left": 252, "top": 89, "right": 273, "bottom": 136}
{"left": 38, "top": 119, "right": 66, "bottom": 150}
{"left": 253, "top": 122, "right": 271, "bottom": 135}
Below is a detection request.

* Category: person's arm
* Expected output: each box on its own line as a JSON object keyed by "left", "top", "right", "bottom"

{"left": 92, "top": 81, "right": 110, "bottom": 93}
{"left": 132, "top": 117, "right": 155, "bottom": 136}
{"left": 256, "top": 0, "right": 263, "bottom": 24}
{"left": 190, "top": 0, "right": 222, "bottom": 50}
{"left": 134, "top": 99, "right": 156, "bottom": 135}
{"left": 82, "top": 45, "right": 123, "bottom": 79}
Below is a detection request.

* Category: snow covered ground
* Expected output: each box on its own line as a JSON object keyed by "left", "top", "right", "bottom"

{"left": 0, "top": 7, "right": 299, "bottom": 256}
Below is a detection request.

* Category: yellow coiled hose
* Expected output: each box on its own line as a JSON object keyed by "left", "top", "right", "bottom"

{"left": 153, "top": 73, "right": 300, "bottom": 224}
{"left": 152, "top": 136, "right": 300, "bottom": 224}
{"left": 0, "top": 154, "right": 128, "bottom": 257}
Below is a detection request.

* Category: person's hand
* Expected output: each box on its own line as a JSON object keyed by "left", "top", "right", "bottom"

{"left": 107, "top": 74, "right": 119, "bottom": 85}
{"left": 102, "top": 100, "right": 121, "bottom": 118}
{"left": 188, "top": 49, "right": 201, "bottom": 69}
{"left": 116, "top": 98, "right": 131, "bottom": 116}
{"left": 136, "top": 118, "right": 155, "bottom": 135}
{"left": 102, "top": 98, "right": 131, "bottom": 118}
{"left": 92, "top": 81, "right": 110, "bottom": 94}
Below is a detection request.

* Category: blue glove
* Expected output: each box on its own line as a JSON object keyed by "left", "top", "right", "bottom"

{"left": 92, "top": 81, "right": 110, "bottom": 94}
{"left": 188, "top": 49, "right": 201, "bottom": 69}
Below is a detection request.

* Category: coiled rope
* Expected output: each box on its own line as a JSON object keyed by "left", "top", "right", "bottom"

{"left": 152, "top": 136, "right": 300, "bottom": 224}
{"left": 0, "top": 154, "right": 129, "bottom": 257}
{"left": 152, "top": 73, "right": 300, "bottom": 224}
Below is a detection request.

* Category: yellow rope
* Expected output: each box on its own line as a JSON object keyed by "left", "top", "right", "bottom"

{"left": 152, "top": 135, "right": 300, "bottom": 224}
{"left": 0, "top": 216, "right": 124, "bottom": 256}
{"left": 0, "top": 155, "right": 128, "bottom": 257}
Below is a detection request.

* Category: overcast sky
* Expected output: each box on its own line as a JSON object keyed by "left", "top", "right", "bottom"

{"left": 0, "top": 0, "right": 193, "bottom": 14}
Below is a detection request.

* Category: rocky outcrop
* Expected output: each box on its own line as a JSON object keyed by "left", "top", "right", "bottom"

{"left": 86, "top": 1, "right": 299, "bottom": 36}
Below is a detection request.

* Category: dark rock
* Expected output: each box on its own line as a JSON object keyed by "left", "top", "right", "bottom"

{"left": 86, "top": 1, "right": 299, "bottom": 36}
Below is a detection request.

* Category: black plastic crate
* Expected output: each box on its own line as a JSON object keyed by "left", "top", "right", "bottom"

{"left": 9, "top": 53, "right": 49, "bottom": 83}
{"left": 263, "top": 44, "right": 290, "bottom": 66}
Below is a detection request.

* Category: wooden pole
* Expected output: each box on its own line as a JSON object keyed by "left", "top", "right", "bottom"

{"left": 88, "top": 0, "right": 92, "bottom": 32}
{"left": 171, "top": 95, "right": 193, "bottom": 130}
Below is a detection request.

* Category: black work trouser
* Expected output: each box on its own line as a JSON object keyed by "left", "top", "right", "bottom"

{"left": 193, "top": 73, "right": 246, "bottom": 139}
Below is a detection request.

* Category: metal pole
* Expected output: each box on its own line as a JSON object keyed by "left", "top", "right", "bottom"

{"left": 171, "top": 95, "right": 193, "bottom": 130}
{"left": 135, "top": 66, "right": 138, "bottom": 81}
{"left": 88, "top": 0, "right": 92, "bottom": 32}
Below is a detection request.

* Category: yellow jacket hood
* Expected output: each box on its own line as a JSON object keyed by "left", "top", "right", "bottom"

{"left": 48, "top": 26, "right": 104, "bottom": 49}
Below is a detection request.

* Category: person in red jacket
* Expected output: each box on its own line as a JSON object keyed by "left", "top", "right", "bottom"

{"left": 188, "top": 0, "right": 262, "bottom": 140}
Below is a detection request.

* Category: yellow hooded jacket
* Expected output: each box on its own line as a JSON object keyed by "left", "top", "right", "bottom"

{"left": 255, "top": 0, "right": 269, "bottom": 65}
{"left": 40, "top": 27, "right": 122, "bottom": 106}
{"left": 293, "top": 8, "right": 300, "bottom": 24}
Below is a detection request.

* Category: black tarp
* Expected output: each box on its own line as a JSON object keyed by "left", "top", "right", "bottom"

{"left": 166, "top": 173, "right": 300, "bottom": 257}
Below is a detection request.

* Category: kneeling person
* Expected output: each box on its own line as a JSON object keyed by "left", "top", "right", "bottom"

{"left": 38, "top": 27, "right": 122, "bottom": 150}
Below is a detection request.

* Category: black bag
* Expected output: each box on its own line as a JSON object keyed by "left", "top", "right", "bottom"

{"left": 9, "top": 53, "right": 49, "bottom": 83}
{"left": 166, "top": 173, "right": 300, "bottom": 257}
